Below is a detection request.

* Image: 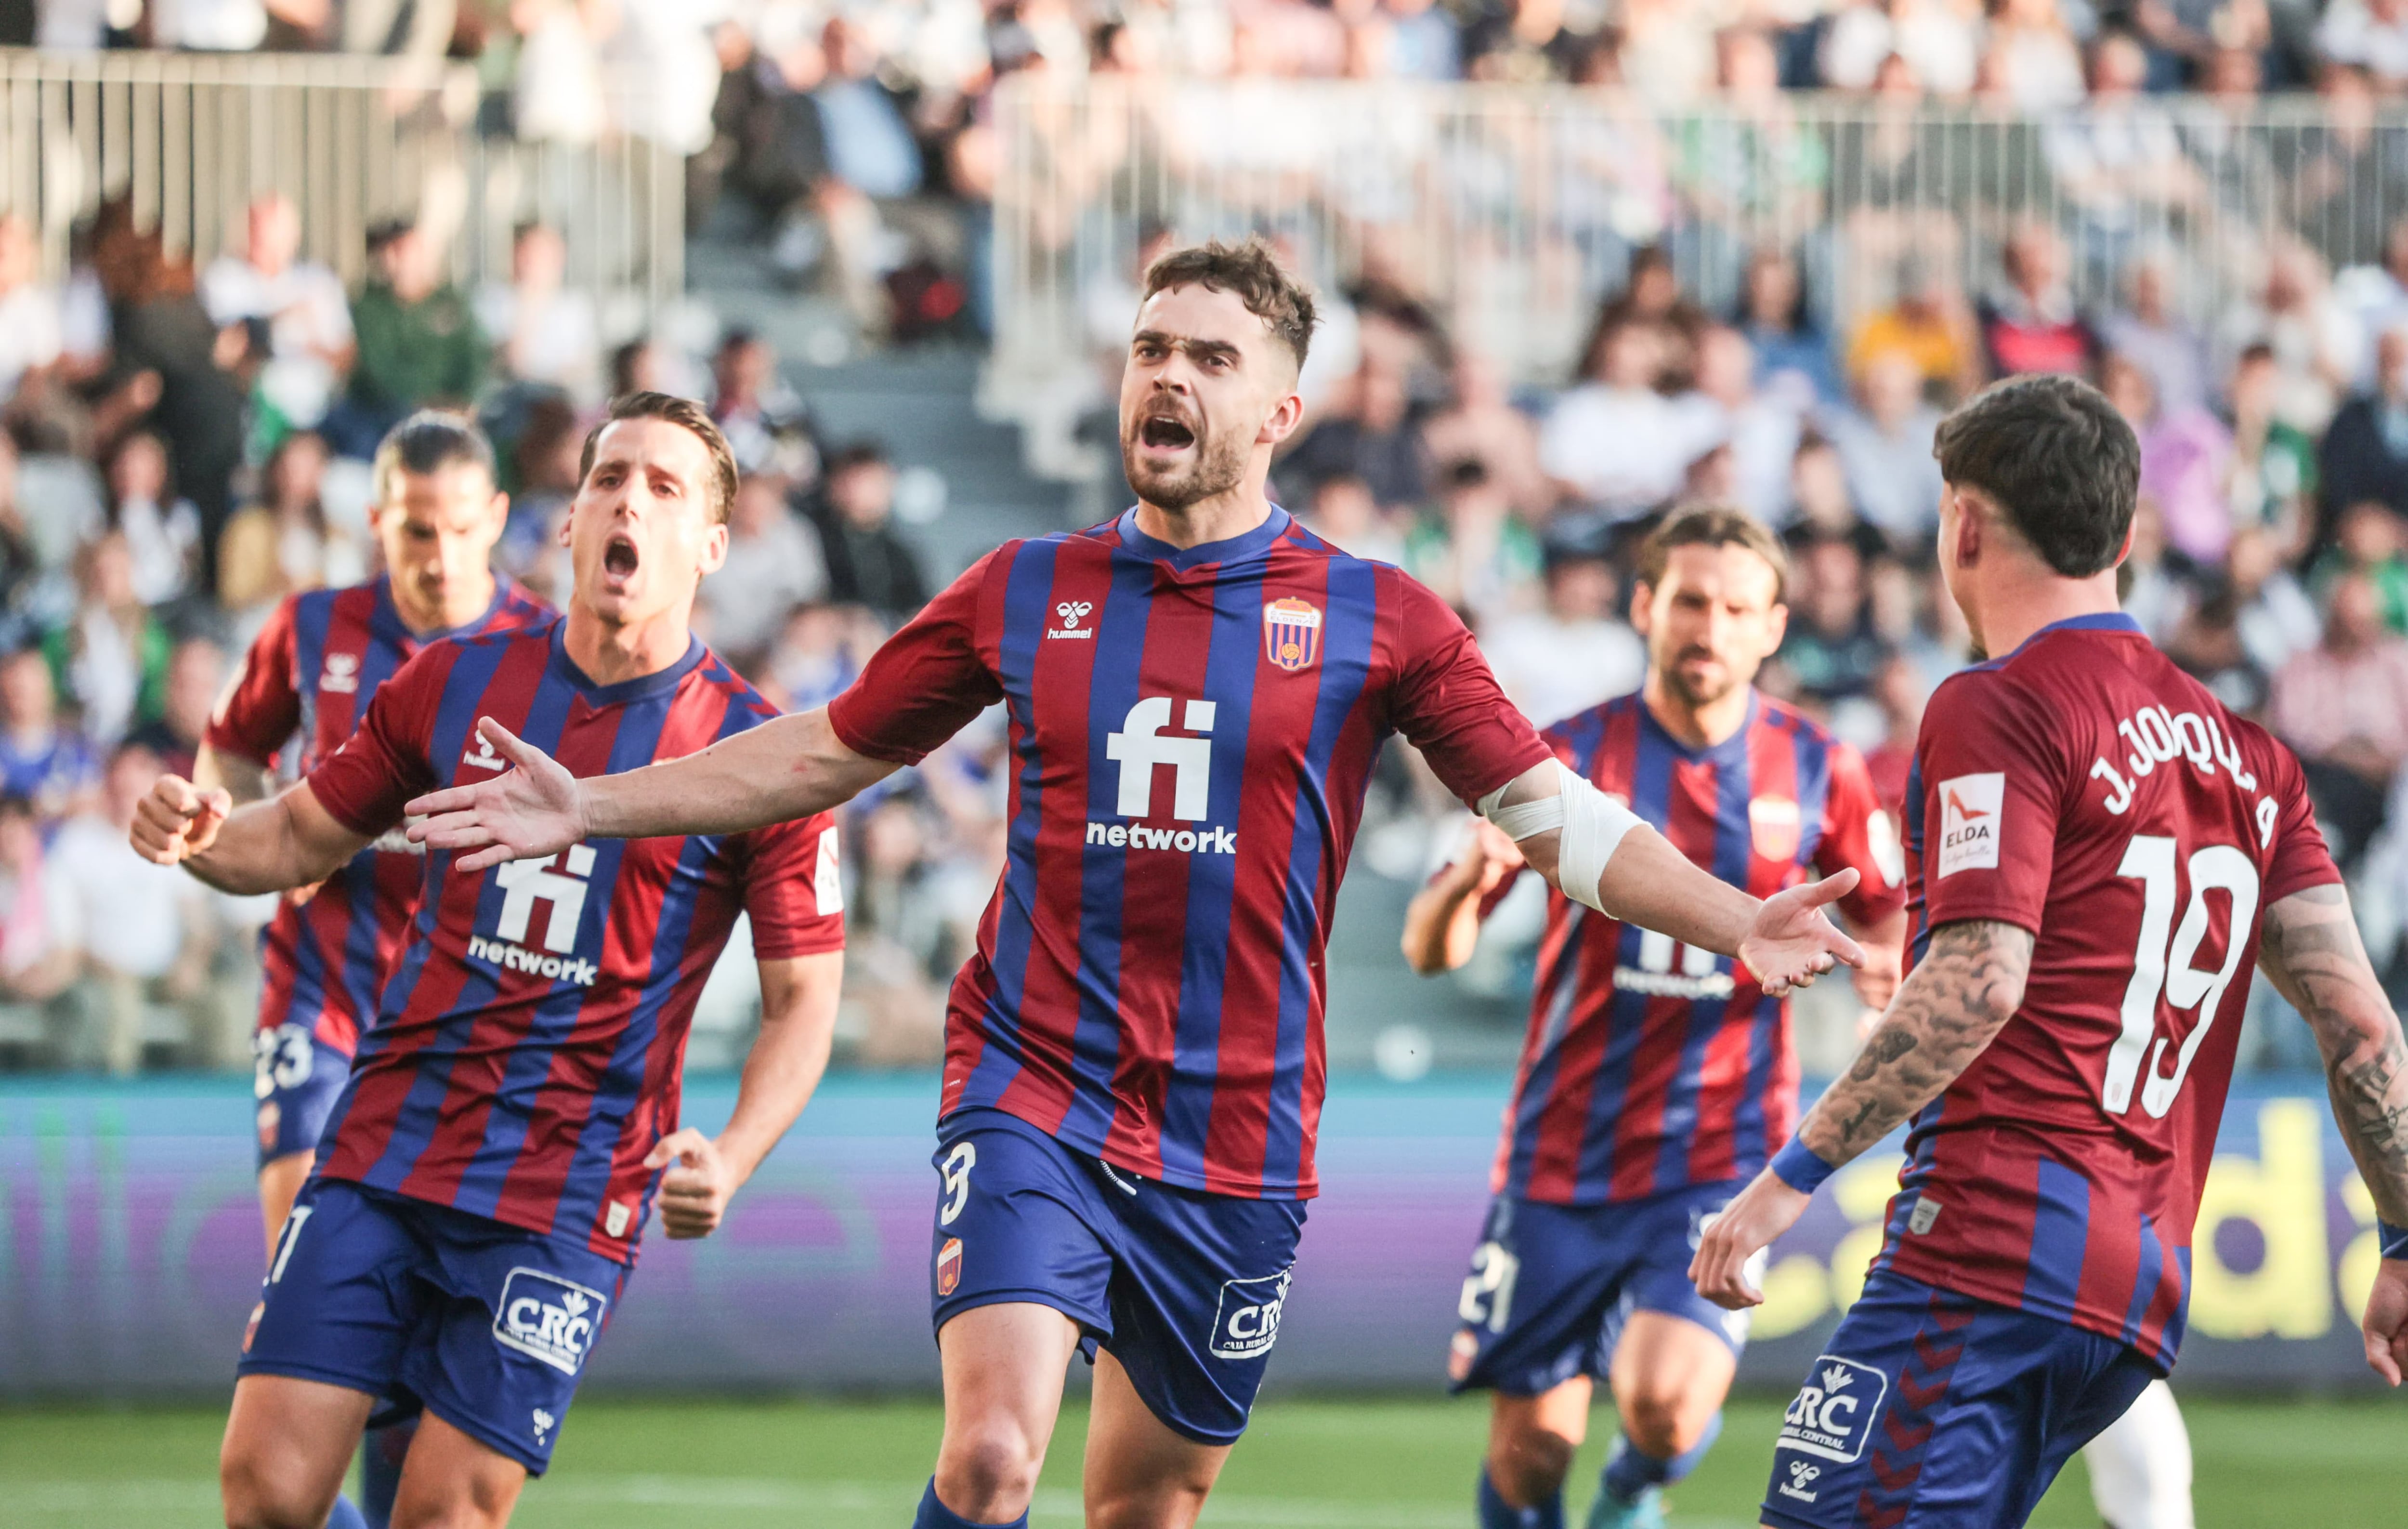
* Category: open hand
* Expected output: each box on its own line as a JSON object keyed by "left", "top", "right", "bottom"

{"left": 406, "top": 717, "right": 586, "bottom": 873}
{"left": 1689, "top": 1168, "right": 1810, "bottom": 1309}
{"left": 1741, "top": 869, "right": 1867, "bottom": 997}
{"left": 645, "top": 1128, "right": 736, "bottom": 1239}
{"left": 130, "top": 774, "right": 232, "bottom": 866}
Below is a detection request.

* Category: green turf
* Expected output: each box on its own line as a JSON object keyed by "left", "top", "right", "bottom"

{"left": 2, "top": 1393, "right": 2400, "bottom": 1526}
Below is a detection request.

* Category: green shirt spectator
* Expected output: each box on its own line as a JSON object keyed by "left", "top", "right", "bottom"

{"left": 345, "top": 220, "right": 487, "bottom": 417}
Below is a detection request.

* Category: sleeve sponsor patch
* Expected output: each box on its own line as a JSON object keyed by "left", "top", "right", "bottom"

{"left": 1936, "top": 773, "right": 2004, "bottom": 878}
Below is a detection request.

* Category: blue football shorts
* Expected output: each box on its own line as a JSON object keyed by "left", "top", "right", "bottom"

{"left": 252, "top": 1022, "right": 352, "bottom": 1169}
{"left": 1761, "top": 1270, "right": 2158, "bottom": 1529}
{"left": 1447, "top": 1182, "right": 1758, "bottom": 1396}
{"left": 928, "top": 1107, "right": 1308, "bottom": 1447}
{"left": 239, "top": 1177, "right": 630, "bottom": 1474}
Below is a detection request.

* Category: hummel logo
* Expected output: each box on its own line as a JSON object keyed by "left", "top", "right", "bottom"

{"left": 1047, "top": 600, "right": 1097, "bottom": 641}
{"left": 1778, "top": 1460, "right": 1822, "bottom": 1503}
{"left": 1822, "top": 1364, "right": 1854, "bottom": 1392}
{"left": 533, "top": 1408, "right": 555, "bottom": 1439}
{"left": 462, "top": 737, "right": 507, "bottom": 771}
{"left": 320, "top": 652, "right": 359, "bottom": 694}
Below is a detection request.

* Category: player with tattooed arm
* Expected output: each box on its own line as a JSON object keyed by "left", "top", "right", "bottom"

{"left": 1690, "top": 374, "right": 2408, "bottom": 1529}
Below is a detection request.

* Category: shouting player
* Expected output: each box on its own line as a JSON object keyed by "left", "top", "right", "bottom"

{"left": 131, "top": 393, "right": 846, "bottom": 1529}
{"left": 201, "top": 413, "right": 550, "bottom": 1529}
{"left": 1690, "top": 374, "right": 2408, "bottom": 1529}
{"left": 401, "top": 239, "right": 1867, "bottom": 1529}
{"left": 1404, "top": 506, "right": 1905, "bottom": 1529}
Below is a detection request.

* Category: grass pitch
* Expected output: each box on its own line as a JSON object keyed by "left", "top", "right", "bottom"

{"left": 4, "top": 1393, "right": 2401, "bottom": 1526}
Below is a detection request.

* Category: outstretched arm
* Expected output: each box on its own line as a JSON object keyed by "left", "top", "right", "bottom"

{"left": 408, "top": 708, "right": 898, "bottom": 873}
{"left": 644, "top": 949, "right": 844, "bottom": 1239}
{"left": 1689, "top": 918, "right": 2034, "bottom": 1309}
{"left": 129, "top": 773, "right": 373, "bottom": 896}
{"left": 2255, "top": 883, "right": 2408, "bottom": 1384}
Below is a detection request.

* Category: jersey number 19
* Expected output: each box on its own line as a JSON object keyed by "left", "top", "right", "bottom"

{"left": 2103, "top": 834, "right": 2261, "bottom": 1120}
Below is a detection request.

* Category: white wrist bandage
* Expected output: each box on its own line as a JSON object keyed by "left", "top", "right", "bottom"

{"left": 1477, "top": 761, "right": 1640, "bottom": 915}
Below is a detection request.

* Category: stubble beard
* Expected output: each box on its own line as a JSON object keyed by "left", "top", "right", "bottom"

{"left": 1122, "top": 418, "right": 1249, "bottom": 513}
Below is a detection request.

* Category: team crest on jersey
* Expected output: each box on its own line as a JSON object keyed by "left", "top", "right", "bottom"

{"left": 1750, "top": 796, "right": 1802, "bottom": 860}
{"left": 936, "top": 1237, "right": 963, "bottom": 1297}
{"left": 1937, "top": 772, "right": 2004, "bottom": 877}
{"left": 1207, "top": 1267, "right": 1292, "bottom": 1359}
{"left": 1777, "top": 1356, "right": 1887, "bottom": 1463}
{"left": 320, "top": 652, "right": 360, "bottom": 694}
{"left": 1263, "top": 599, "right": 1322, "bottom": 672}
{"left": 492, "top": 1267, "right": 608, "bottom": 1375}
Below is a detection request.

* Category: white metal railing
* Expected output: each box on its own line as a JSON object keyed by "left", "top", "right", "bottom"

{"left": 993, "top": 79, "right": 2408, "bottom": 398}
{"left": 0, "top": 48, "right": 682, "bottom": 306}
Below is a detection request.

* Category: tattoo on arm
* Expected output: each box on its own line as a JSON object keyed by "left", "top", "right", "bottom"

{"left": 1801, "top": 919, "right": 2035, "bottom": 1163}
{"left": 2260, "top": 885, "right": 2408, "bottom": 1225}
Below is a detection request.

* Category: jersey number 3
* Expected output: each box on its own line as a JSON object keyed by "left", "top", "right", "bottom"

{"left": 2103, "top": 834, "right": 2260, "bottom": 1120}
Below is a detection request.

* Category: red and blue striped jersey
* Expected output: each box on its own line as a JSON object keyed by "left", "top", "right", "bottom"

{"left": 302, "top": 624, "right": 846, "bottom": 1262}
{"left": 1480, "top": 691, "right": 1903, "bottom": 1205}
{"left": 1871, "top": 614, "right": 2338, "bottom": 1367}
{"left": 827, "top": 507, "right": 1552, "bottom": 1199}
{"left": 206, "top": 576, "right": 552, "bottom": 1058}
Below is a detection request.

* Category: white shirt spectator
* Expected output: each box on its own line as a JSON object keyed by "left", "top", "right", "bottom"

{"left": 1481, "top": 612, "right": 1647, "bottom": 730}
{"left": 150, "top": 0, "right": 266, "bottom": 50}
{"left": 1671, "top": 389, "right": 1802, "bottom": 527}
{"left": 202, "top": 256, "right": 353, "bottom": 365}
{"left": 58, "top": 268, "right": 109, "bottom": 369}
{"left": 2318, "top": 0, "right": 2408, "bottom": 86}
{"left": 1822, "top": 0, "right": 1979, "bottom": 95}
{"left": 703, "top": 514, "right": 829, "bottom": 657}
{"left": 35, "top": 0, "right": 110, "bottom": 48}
{"left": 48, "top": 811, "right": 209, "bottom": 980}
{"left": 1824, "top": 400, "right": 1947, "bottom": 541}
{"left": 1539, "top": 383, "right": 1689, "bottom": 518}
{"left": 473, "top": 284, "right": 602, "bottom": 400}
{"left": 118, "top": 496, "right": 202, "bottom": 607}
{"left": 0, "top": 283, "right": 62, "bottom": 405}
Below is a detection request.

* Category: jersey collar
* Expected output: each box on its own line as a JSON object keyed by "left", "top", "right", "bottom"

{"left": 545, "top": 622, "right": 707, "bottom": 706}
{"left": 1112, "top": 505, "right": 1292, "bottom": 570}
{"left": 372, "top": 574, "right": 517, "bottom": 648}
{"left": 1999, "top": 610, "right": 2144, "bottom": 661}
{"left": 1638, "top": 689, "right": 1758, "bottom": 765}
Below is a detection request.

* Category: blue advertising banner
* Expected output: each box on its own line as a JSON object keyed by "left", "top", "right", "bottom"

{"left": 0, "top": 1075, "right": 2393, "bottom": 1397}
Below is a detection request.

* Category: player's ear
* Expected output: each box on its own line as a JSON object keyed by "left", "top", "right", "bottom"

{"left": 697, "top": 520, "right": 730, "bottom": 576}
{"left": 556, "top": 502, "right": 575, "bottom": 549}
{"left": 1258, "top": 386, "right": 1305, "bottom": 448}
{"left": 1764, "top": 600, "right": 1789, "bottom": 651}
{"left": 1629, "top": 580, "right": 1655, "bottom": 637}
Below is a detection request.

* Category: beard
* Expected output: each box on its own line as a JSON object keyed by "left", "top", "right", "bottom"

{"left": 1662, "top": 649, "right": 1739, "bottom": 710}
{"left": 1121, "top": 410, "right": 1249, "bottom": 511}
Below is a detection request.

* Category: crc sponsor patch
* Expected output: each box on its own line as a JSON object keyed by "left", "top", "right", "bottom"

{"left": 491, "top": 1267, "right": 609, "bottom": 1376}
{"left": 1777, "top": 1355, "right": 1888, "bottom": 1464}
{"left": 1207, "top": 1267, "right": 1292, "bottom": 1360}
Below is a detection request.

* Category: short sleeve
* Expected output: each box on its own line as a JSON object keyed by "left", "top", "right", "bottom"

{"left": 306, "top": 647, "right": 443, "bottom": 838}
{"left": 737, "top": 808, "right": 848, "bottom": 958}
{"left": 1814, "top": 738, "right": 1909, "bottom": 927}
{"left": 1914, "top": 670, "right": 2067, "bottom": 934}
{"left": 1387, "top": 576, "right": 1553, "bottom": 805}
{"left": 205, "top": 597, "right": 302, "bottom": 767}
{"left": 827, "top": 553, "right": 1004, "bottom": 766}
{"left": 2263, "top": 746, "right": 2344, "bottom": 905}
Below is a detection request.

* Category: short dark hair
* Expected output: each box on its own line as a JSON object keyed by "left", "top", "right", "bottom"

{"left": 1932, "top": 374, "right": 2138, "bottom": 578}
{"left": 825, "top": 440, "right": 890, "bottom": 476}
{"left": 578, "top": 392, "right": 741, "bottom": 525}
{"left": 371, "top": 411, "right": 495, "bottom": 504}
{"left": 1636, "top": 503, "right": 1790, "bottom": 604}
{"left": 1141, "top": 237, "right": 1319, "bottom": 371}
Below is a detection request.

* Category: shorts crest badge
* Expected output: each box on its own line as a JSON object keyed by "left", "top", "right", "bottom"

{"left": 1263, "top": 599, "right": 1322, "bottom": 672}
{"left": 937, "top": 1237, "right": 963, "bottom": 1297}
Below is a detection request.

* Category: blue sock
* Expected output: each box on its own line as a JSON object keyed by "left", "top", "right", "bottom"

{"left": 1479, "top": 1466, "right": 1565, "bottom": 1529}
{"left": 914, "top": 1478, "right": 1029, "bottom": 1529}
{"left": 1600, "top": 1411, "right": 1724, "bottom": 1503}
{"left": 359, "top": 1417, "right": 416, "bottom": 1529}
{"left": 323, "top": 1496, "right": 369, "bottom": 1529}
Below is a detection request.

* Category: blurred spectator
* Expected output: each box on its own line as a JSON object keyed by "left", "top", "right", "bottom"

{"left": 91, "top": 204, "right": 245, "bottom": 553}
{"left": 48, "top": 742, "right": 233, "bottom": 1074}
{"left": 498, "top": 395, "right": 587, "bottom": 581}
{"left": 2044, "top": 32, "right": 2205, "bottom": 282}
{"left": 200, "top": 193, "right": 353, "bottom": 433}
{"left": 2318, "top": 325, "right": 2408, "bottom": 533}
{"left": 0, "top": 433, "right": 44, "bottom": 623}
{"left": 1846, "top": 251, "right": 1978, "bottom": 401}
{"left": 1821, "top": 0, "right": 1980, "bottom": 95}
{"left": 2226, "top": 343, "right": 2318, "bottom": 552}
{"left": 334, "top": 221, "right": 487, "bottom": 458}
{"left": 803, "top": 442, "right": 928, "bottom": 623}
{"left": 0, "top": 650, "right": 97, "bottom": 819}
{"left": 2270, "top": 570, "right": 2408, "bottom": 868}
{"left": 1418, "top": 353, "right": 1548, "bottom": 516}
{"left": 2316, "top": 0, "right": 2408, "bottom": 90}
{"left": 1541, "top": 319, "right": 1689, "bottom": 518}
{"left": 1298, "top": 473, "right": 1409, "bottom": 565}
{"left": 217, "top": 430, "right": 362, "bottom": 625}
{"left": 1618, "top": 0, "right": 1717, "bottom": 110}
{"left": 0, "top": 214, "right": 63, "bottom": 407}
{"left": 1401, "top": 458, "right": 1541, "bottom": 627}
{"left": 1383, "top": 0, "right": 1461, "bottom": 80}
{"left": 475, "top": 222, "right": 601, "bottom": 403}
{"left": 513, "top": 0, "right": 613, "bottom": 145}
{"left": 1680, "top": 324, "right": 1802, "bottom": 526}
{"left": 1983, "top": 0, "right": 2088, "bottom": 110}
{"left": 2314, "top": 500, "right": 2408, "bottom": 633}
{"left": 711, "top": 329, "right": 816, "bottom": 478}
{"left": 42, "top": 532, "right": 169, "bottom": 748}
{"left": 1478, "top": 536, "right": 1646, "bottom": 727}
{"left": 1591, "top": 243, "right": 1708, "bottom": 393}
{"left": 1773, "top": 533, "right": 1891, "bottom": 702}
{"left": 125, "top": 636, "right": 221, "bottom": 780}
{"left": 1861, "top": 653, "right": 1925, "bottom": 816}
{"left": 838, "top": 793, "right": 951, "bottom": 1067}
{"left": 705, "top": 474, "right": 829, "bottom": 663}
{"left": 1979, "top": 224, "right": 2100, "bottom": 377}
{"left": 2102, "top": 253, "right": 2214, "bottom": 417}
{"left": 2101, "top": 350, "right": 2236, "bottom": 566}
{"left": 0, "top": 792, "right": 77, "bottom": 1023}
{"left": 1281, "top": 363, "right": 1427, "bottom": 511}
{"left": 2227, "top": 524, "right": 2323, "bottom": 679}
{"left": 1737, "top": 245, "right": 1841, "bottom": 406}
{"left": 2215, "top": 240, "right": 2358, "bottom": 436}
{"left": 1824, "top": 351, "right": 1946, "bottom": 546}
{"left": 765, "top": 601, "right": 872, "bottom": 712}
{"left": 101, "top": 431, "right": 200, "bottom": 609}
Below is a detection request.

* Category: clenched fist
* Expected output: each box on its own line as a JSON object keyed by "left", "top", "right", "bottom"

{"left": 130, "top": 774, "right": 233, "bottom": 866}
